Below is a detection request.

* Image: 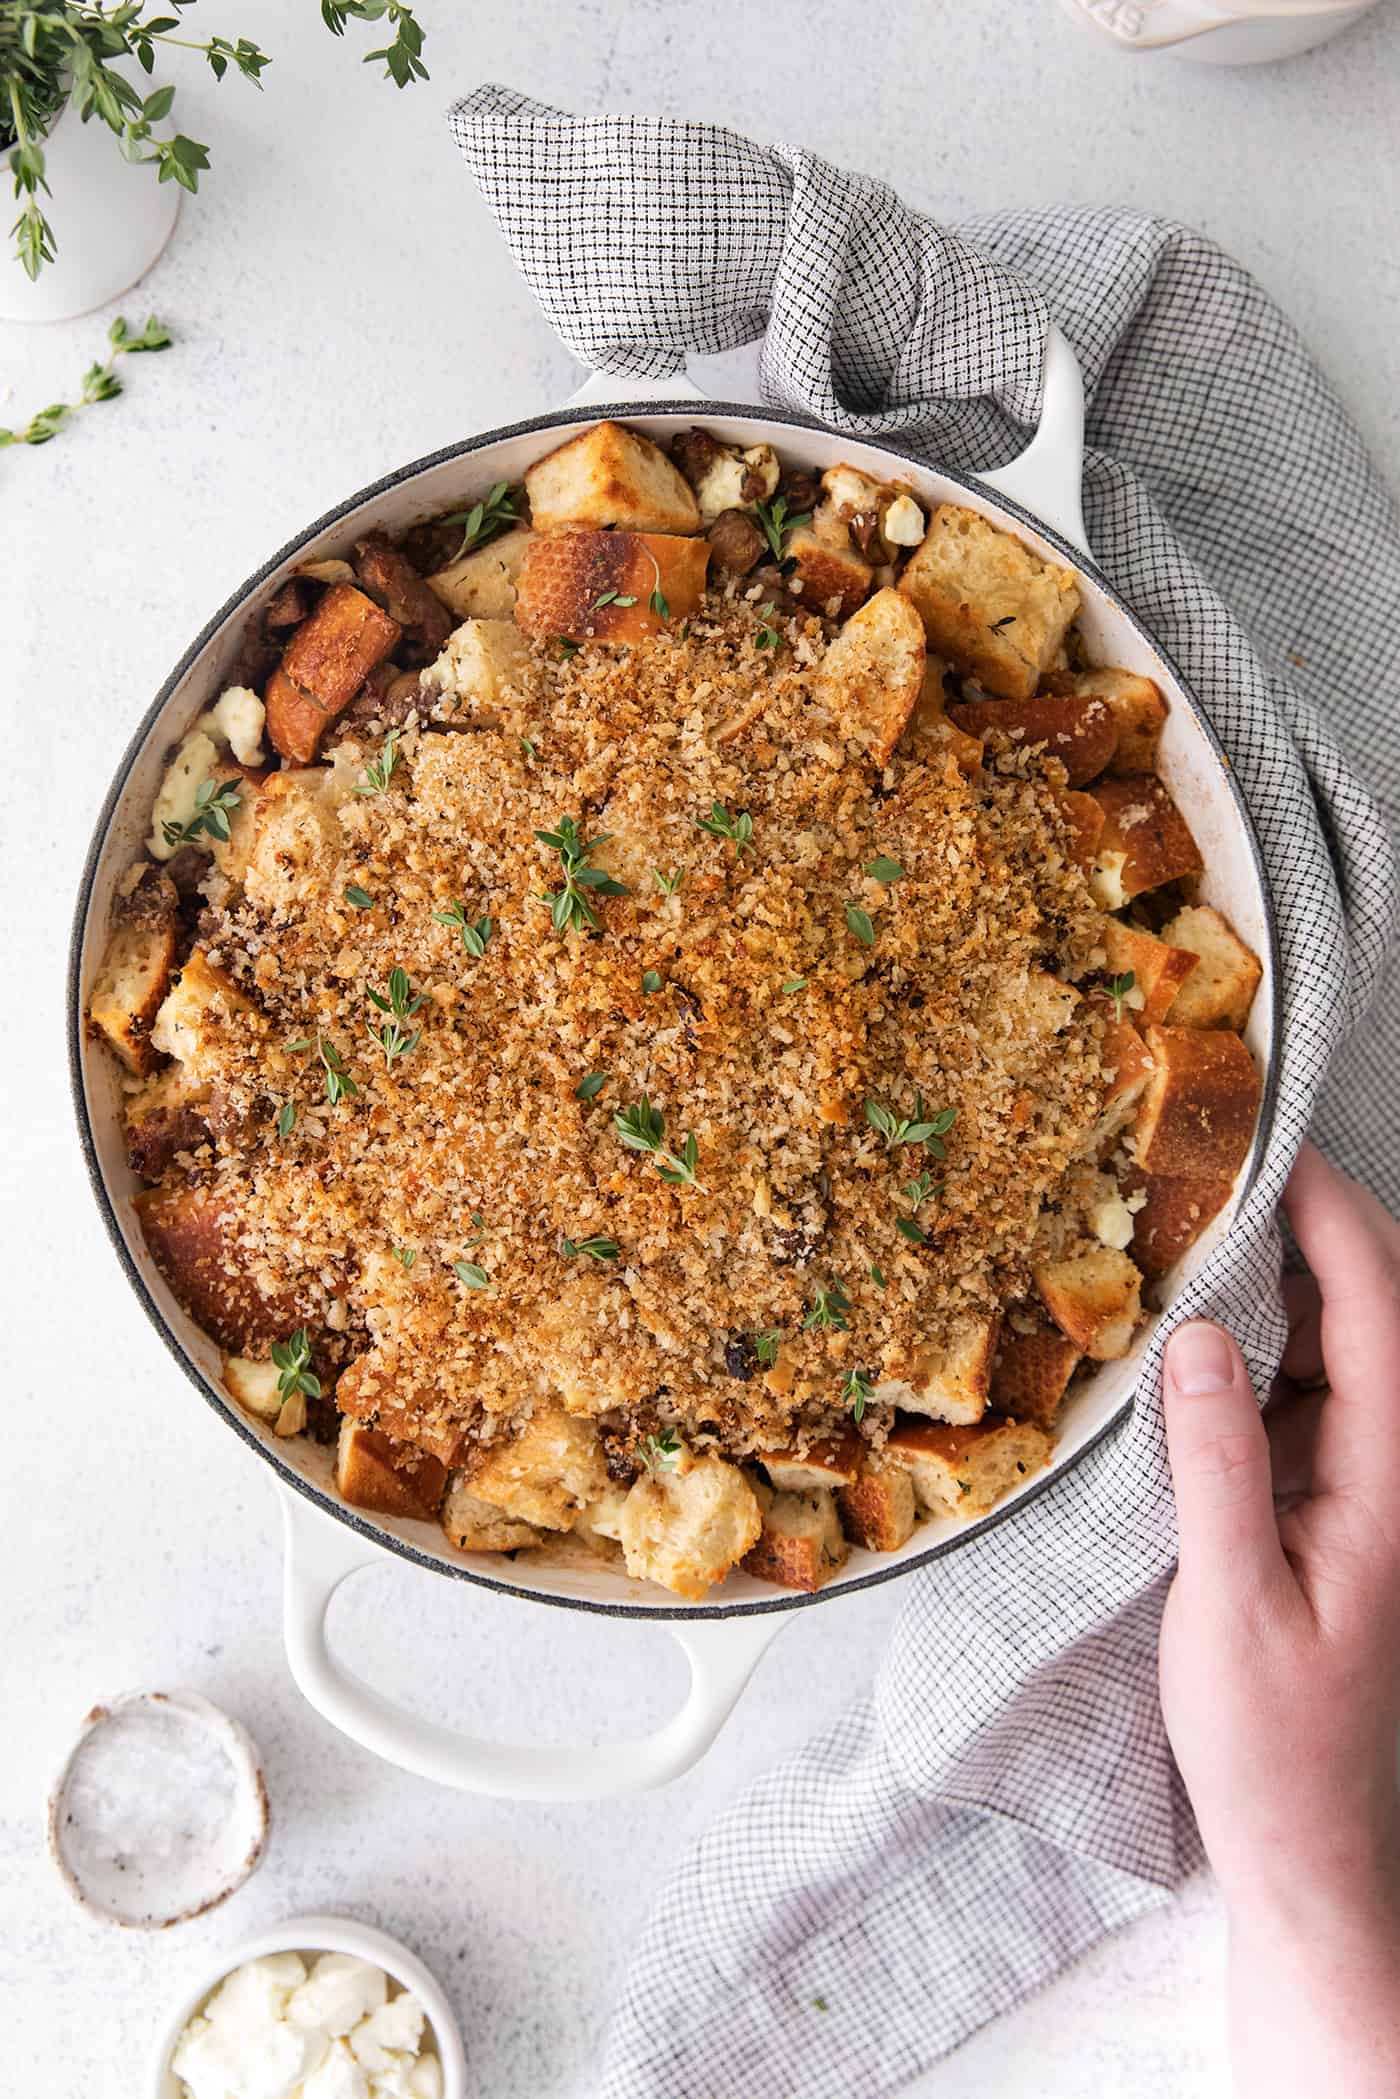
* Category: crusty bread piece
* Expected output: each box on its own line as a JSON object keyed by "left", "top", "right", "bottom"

{"left": 334, "top": 1346, "right": 473, "bottom": 1468}
{"left": 1088, "top": 775, "right": 1205, "bottom": 908}
{"left": 876, "top": 1310, "right": 1002, "bottom": 1425}
{"left": 759, "top": 1431, "right": 861, "bottom": 1494}
{"left": 1134, "top": 1025, "right": 1261, "bottom": 1180}
{"left": 1126, "top": 1168, "right": 1234, "bottom": 1277}
{"left": 887, "top": 1415, "right": 1052, "bottom": 1518}
{"left": 836, "top": 1460, "right": 918, "bottom": 1553}
{"left": 86, "top": 863, "right": 180, "bottom": 1075}
{"left": 743, "top": 1487, "right": 849, "bottom": 1591}
{"left": 948, "top": 689, "right": 1117, "bottom": 787}
{"left": 125, "top": 1065, "right": 213, "bottom": 1181}
{"left": 465, "top": 1405, "right": 609, "bottom": 1531}
{"left": 135, "top": 1182, "right": 300, "bottom": 1351}
{"left": 525, "top": 420, "right": 700, "bottom": 535}
{"left": 513, "top": 528, "right": 709, "bottom": 644}
{"left": 902, "top": 660, "right": 984, "bottom": 775}
{"left": 814, "top": 587, "right": 925, "bottom": 764}
{"left": 1088, "top": 1016, "right": 1156, "bottom": 1155}
{"left": 422, "top": 617, "right": 531, "bottom": 718}
{"left": 898, "top": 503, "right": 1080, "bottom": 701}
{"left": 785, "top": 516, "right": 873, "bottom": 620}
{"left": 268, "top": 583, "right": 401, "bottom": 763}
{"left": 426, "top": 525, "right": 533, "bottom": 619}
{"left": 1100, "top": 918, "right": 1200, "bottom": 1024}
{"left": 1043, "top": 667, "right": 1167, "bottom": 774}
{"left": 617, "top": 1454, "right": 762, "bottom": 1600}
{"left": 440, "top": 1475, "right": 541, "bottom": 1552}
{"left": 337, "top": 1421, "right": 446, "bottom": 1520}
{"left": 222, "top": 1354, "right": 282, "bottom": 1422}
{"left": 990, "top": 1323, "right": 1083, "bottom": 1429}
{"left": 1056, "top": 789, "right": 1106, "bottom": 869}
{"left": 1033, "top": 1245, "right": 1143, "bottom": 1360}
{"left": 239, "top": 770, "right": 342, "bottom": 916}
{"left": 1161, "top": 904, "right": 1262, "bottom": 1032}
{"left": 149, "top": 948, "right": 256, "bottom": 1088}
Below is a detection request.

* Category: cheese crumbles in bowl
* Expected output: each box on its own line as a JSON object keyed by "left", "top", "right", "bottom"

{"left": 87, "top": 419, "right": 1265, "bottom": 1602}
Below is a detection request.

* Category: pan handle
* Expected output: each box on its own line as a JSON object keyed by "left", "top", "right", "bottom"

{"left": 566, "top": 326, "right": 1087, "bottom": 555}
{"left": 279, "top": 1487, "right": 785, "bottom": 1799}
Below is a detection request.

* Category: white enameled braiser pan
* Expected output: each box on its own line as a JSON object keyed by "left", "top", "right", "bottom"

{"left": 70, "top": 333, "right": 1279, "bottom": 1798}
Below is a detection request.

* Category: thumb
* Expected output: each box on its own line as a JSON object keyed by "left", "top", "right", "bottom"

{"left": 1162, "top": 1320, "right": 1283, "bottom": 1588}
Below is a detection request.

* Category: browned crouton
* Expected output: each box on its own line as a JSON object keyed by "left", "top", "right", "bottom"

{"left": 836, "top": 1461, "right": 918, "bottom": 1552}
{"left": 814, "top": 587, "right": 925, "bottom": 764}
{"left": 334, "top": 1347, "right": 474, "bottom": 1469}
{"left": 887, "top": 1416, "right": 1052, "bottom": 1518}
{"left": 759, "top": 1431, "right": 861, "bottom": 1493}
{"left": 1134, "top": 1026, "right": 1261, "bottom": 1180}
{"left": 426, "top": 525, "right": 533, "bottom": 619}
{"left": 1161, "top": 905, "right": 1263, "bottom": 1032}
{"left": 1033, "top": 1246, "right": 1144, "bottom": 1360}
{"left": 949, "top": 689, "right": 1117, "bottom": 786}
{"left": 268, "top": 583, "right": 401, "bottom": 763}
{"left": 1100, "top": 918, "right": 1200, "bottom": 1024}
{"left": 991, "top": 1324, "right": 1083, "bottom": 1428}
{"left": 465, "top": 1405, "right": 609, "bottom": 1531}
{"left": 785, "top": 517, "right": 873, "bottom": 620}
{"left": 440, "top": 1475, "right": 542, "bottom": 1552}
{"left": 513, "top": 529, "right": 709, "bottom": 644}
{"left": 86, "top": 863, "right": 180, "bottom": 1075}
{"left": 1057, "top": 790, "right": 1106, "bottom": 869}
{"left": 898, "top": 503, "right": 1079, "bottom": 700}
{"left": 617, "top": 1455, "right": 762, "bottom": 1599}
{"left": 1125, "top": 1168, "right": 1235, "bottom": 1277}
{"left": 1088, "top": 775, "right": 1204, "bottom": 908}
{"left": 337, "top": 1421, "right": 447, "bottom": 1520}
{"left": 744, "top": 1488, "right": 849, "bottom": 1591}
{"left": 353, "top": 533, "right": 455, "bottom": 662}
{"left": 135, "top": 1183, "right": 302, "bottom": 1351}
{"left": 526, "top": 420, "right": 700, "bottom": 535}
{"left": 876, "top": 1311, "right": 1002, "bottom": 1424}
{"left": 1044, "top": 667, "right": 1167, "bottom": 774}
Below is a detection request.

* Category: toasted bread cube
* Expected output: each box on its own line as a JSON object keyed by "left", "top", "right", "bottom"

{"left": 743, "top": 1488, "right": 849, "bottom": 1592}
{"left": 426, "top": 525, "right": 533, "bottom": 619}
{"left": 948, "top": 689, "right": 1117, "bottom": 786}
{"left": 440, "top": 1476, "right": 541, "bottom": 1552}
{"left": 526, "top": 421, "right": 700, "bottom": 535}
{"left": 759, "top": 1431, "right": 861, "bottom": 1493}
{"left": 903, "top": 660, "right": 984, "bottom": 774}
{"left": 1100, "top": 918, "right": 1200, "bottom": 1024}
{"left": 785, "top": 518, "right": 873, "bottom": 620}
{"left": 149, "top": 948, "right": 256, "bottom": 1087}
{"left": 334, "top": 1347, "right": 473, "bottom": 1468}
{"left": 990, "top": 1324, "right": 1083, "bottom": 1428}
{"left": 814, "top": 587, "right": 925, "bottom": 764}
{"left": 575, "top": 1486, "right": 631, "bottom": 1547}
{"left": 135, "top": 1183, "right": 299, "bottom": 1351}
{"left": 87, "top": 864, "right": 180, "bottom": 1075}
{"left": 514, "top": 529, "right": 709, "bottom": 644}
{"left": 422, "top": 617, "right": 531, "bottom": 717}
{"left": 836, "top": 1460, "right": 918, "bottom": 1553}
{"left": 466, "top": 1405, "right": 609, "bottom": 1532}
{"left": 126, "top": 1066, "right": 213, "bottom": 1180}
{"left": 1160, "top": 905, "right": 1263, "bottom": 1032}
{"left": 269, "top": 584, "right": 401, "bottom": 763}
{"left": 617, "top": 1455, "right": 763, "bottom": 1600}
{"left": 1057, "top": 790, "right": 1105, "bottom": 869}
{"left": 1044, "top": 668, "right": 1167, "bottom": 774}
{"left": 1088, "top": 775, "right": 1204, "bottom": 908}
{"left": 1134, "top": 1026, "right": 1261, "bottom": 1180}
{"left": 1087, "top": 1017, "right": 1156, "bottom": 1156}
{"left": 337, "top": 1421, "right": 446, "bottom": 1520}
{"left": 1033, "top": 1246, "right": 1143, "bottom": 1361}
{"left": 887, "top": 1416, "right": 1052, "bottom": 1518}
{"left": 222, "top": 1355, "right": 282, "bottom": 1422}
{"left": 236, "top": 770, "right": 342, "bottom": 915}
{"left": 876, "top": 1311, "right": 1002, "bottom": 1425}
{"left": 898, "top": 503, "right": 1079, "bottom": 701}
{"left": 1126, "top": 1169, "right": 1235, "bottom": 1277}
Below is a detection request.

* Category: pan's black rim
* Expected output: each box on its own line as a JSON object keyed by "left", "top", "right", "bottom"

{"left": 67, "top": 396, "right": 1282, "bottom": 1624}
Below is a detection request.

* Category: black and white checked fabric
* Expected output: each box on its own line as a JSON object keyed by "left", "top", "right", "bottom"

{"left": 449, "top": 87, "right": 1400, "bottom": 2099}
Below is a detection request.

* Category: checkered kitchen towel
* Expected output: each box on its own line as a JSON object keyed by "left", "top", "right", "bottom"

{"left": 449, "top": 87, "right": 1400, "bottom": 2098}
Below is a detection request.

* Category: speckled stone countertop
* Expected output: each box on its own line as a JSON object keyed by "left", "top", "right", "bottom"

{"left": 6, "top": 2, "right": 1397, "bottom": 2091}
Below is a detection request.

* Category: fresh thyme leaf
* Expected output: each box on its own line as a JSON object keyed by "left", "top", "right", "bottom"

{"left": 613, "top": 1096, "right": 707, "bottom": 1191}
{"left": 452, "top": 1258, "right": 490, "bottom": 1290}
{"left": 901, "top": 1170, "right": 938, "bottom": 1210}
{"left": 989, "top": 614, "right": 1017, "bottom": 632}
{"left": 433, "top": 901, "right": 493, "bottom": 957}
{"left": 556, "top": 637, "right": 580, "bottom": 659}
{"left": 392, "top": 1244, "right": 417, "bottom": 1270}
{"left": 641, "top": 969, "right": 662, "bottom": 996}
{"left": 270, "top": 1327, "right": 321, "bottom": 1404}
{"left": 863, "top": 854, "right": 905, "bottom": 883}
{"left": 649, "top": 585, "right": 671, "bottom": 621}
{"left": 160, "top": 776, "right": 241, "bottom": 849}
{"left": 318, "top": 1038, "right": 358, "bottom": 1106}
{"left": 752, "top": 1328, "right": 782, "bottom": 1367}
{"left": 844, "top": 903, "right": 876, "bottom": 948}
{"left": 438, "top": 480, "right": 518, "bottom": 562}
{"left": 695, "top": 801, "right": 753, "bottom": 854}
{"left": 366, "top": 1017, "right": 421, "bottom": 1067}
{"left": 366, "top": 966, "right": 425, "bottom": 1021}
{"left": 1108, "top": 970, "right": 1136, "bottom": 1021}
{"left": 640, "top": 1427, "right": 681, "bottom": 1474}
{"left": 286, "top": 1038, "right": 314, "bottom": 1053}
{"left": 803, "top": 1279, "right": 852, "bottom": 1333}
{"left": 754, "top": 493, "right": 811, "bottom": 563}
{"left": 354, "top": 730, "right": 401, "bottom": 797}
{"left": 275, "top": 1100, "right": 296, "bottom": 1140}
{"left": 864, "top": 1092, "right": 956, "bottom": 1154}
{"left": 895, "top": 1215, "right": 927, "bottom": 1244}
{"left": 521, "top": 736, "right": 538, "bottom": 760}
{"left": 576, "top": 1073, "right": 606, "bottom": 1101}
{"left": 561, "top": 1234, "right": 620, "bottom": 1262}
{"left": 780, "top": 976, "right": 808, "bottom": 995}
{"left": 344, "top": 884, "right": 374, "bottom": 910}
{"left": 842, "top": 1368, "right": 875, "bottom": 1423}
{"left": 869, "top": 1262, "right": 886, "bottom": 1288}
{"left": 592, "top": 589, "right": 637, "bottom": 610}
{"left": 653, "top": 867, "right": 683, "bottom": 896}
{"left": 754, "top": 604, "right": 785, "bottom": 652}
{"left": 536, "top": 816, "right": 629, "bottom": 934}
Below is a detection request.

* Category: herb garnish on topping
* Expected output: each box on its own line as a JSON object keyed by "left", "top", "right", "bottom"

{"left": 843, "top": 902, "right": 876, "bottom": 948}
{"left": 275, "top": 1101, "right": 296, "bottom": 1140}
{"left": 440, "top": 480, "right": 518, "bottom": 563}
{"left": 842, "top": 1368, "right": 875, "bottom": 1424}
{"left": 613, "top": 1096, "right": 707, "bottom": 1190}
{"left": 864, "top": 1093, "right": 956, "bottom": 1155}
{"left": 354, "top": 730, "right": 400, "bottom": 798}
{"left": 640, "top": 1428, "right": 681, "bottom": 1475}
{"left": 561, "top": 1234, "right": 620, "bottom": 1262}
{"left": 344, "top": 884, "right": 374, "bottom": 911}
{"left": 803, "top": 1279, "right": 852, "bottom": 1334}
{"left": 452, "top": 1258, "right": 490, "bottom": 1290}
{"left": 433, "top": 901, "right": 493, "bottom": 957}
{"left": 752, "top": 1328, "right": 782, "bottom": 1367}
{"left": 162, "top": 776, "right": 241, "bottom": 849}
{"left": 1108, "top": 971, "right": 1136, "bottom": 1022}
{"left": 863, "top": 855, "right": 904, "bottom": 883}
{"left": 754, "top": 493, "right": 811, "bottom": 563}
{"left": 366, "top": 966, "right": 424, "bottom": 1067}
{"left": 695, "top": 801, "right": 753, "bottom": 855}
{"left": 271, "top": 1328, "right": 321, "bottom": 1405}
{"left": 536, "top": 816, "right": 629, "bottom": 935}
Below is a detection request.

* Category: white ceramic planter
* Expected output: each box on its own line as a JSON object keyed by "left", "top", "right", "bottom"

{"left": 0, "top": 81, "right": 179, "bottom": 324}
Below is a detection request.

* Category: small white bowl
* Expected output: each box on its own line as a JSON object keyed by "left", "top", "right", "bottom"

{"left": 150, "top": 1914, "right": 467, "bottom": 2099}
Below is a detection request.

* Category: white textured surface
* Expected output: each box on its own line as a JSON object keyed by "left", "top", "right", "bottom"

{"left": 4, "top": 2, "right": 1397, "bottom": 2092}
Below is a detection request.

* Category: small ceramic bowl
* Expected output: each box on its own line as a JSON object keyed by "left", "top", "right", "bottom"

{"left": 150, "top": 1913, "right": 467, "bottom": 2099}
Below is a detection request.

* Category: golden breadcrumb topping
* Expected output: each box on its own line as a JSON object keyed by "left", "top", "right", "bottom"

{"left": 144, "top": 591, "right": 1113, "bottom": 1465}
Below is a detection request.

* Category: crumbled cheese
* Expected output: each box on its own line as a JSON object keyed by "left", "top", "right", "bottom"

{"left": 224, "top": 1356, "right": 283, "bottom": 1421}
{"left": 1088, "top": 1193, "right": 1136, "bottom": 1250}
{"left": 172, "top": 1953, "right": 438, "bottom": 2099}
{"left": 148, "top": 730, "right": 219, "bottom": 860}
{"left": 882, "top": 493, "right": 926, "bottom": 547}
{"left": 694, "top": 442, "right": 779, "bottom": 522}
{"left": 822, "top": 465, "right": 883, "bottom": 520}
{"left": 1090, "top": 851, "right": 1130, "bottom": 910}
{"left": 200, "top": 685, "right": 267, "bottom": 766}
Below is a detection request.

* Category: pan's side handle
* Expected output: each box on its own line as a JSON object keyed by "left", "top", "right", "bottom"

{"left": 279, "top": 1488, "right": 784, "bottom": 1799}
{"left": 567, "top": 368, "right": 706, "bottom": 408}
{"left": 977, "top": 325, "right": 1089, "bottom": 555}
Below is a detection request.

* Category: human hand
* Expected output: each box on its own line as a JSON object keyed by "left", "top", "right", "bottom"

{"left": 1157, "top": 1142, "right": 1400, "bottom": 2098}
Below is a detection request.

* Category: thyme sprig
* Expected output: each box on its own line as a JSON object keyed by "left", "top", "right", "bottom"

{"left": 536, "top": 816, "right": 629, "bottom": 935}
{"left": 561, "top": 1233, "right": 620, "bottom": 1262}
{"left": 271, "top": 1328, "right": 321, "bottom": 1405}
{"left": 639, "top": 1427, "right": 681, "bottom": 1475}
{"left": 1, "top": 312, "right": 171, "bottom": 446}
{"left": 613, "top": 1096, "right": 706, "bottom": 1191}
{"left": 695, "top": 801, "right": 753, "bottom": 855}
{"left": 160, "top": 774, "right": 239, "bottom": 849}
{"left": 842, "top": 1368, "right": 875, "bottom": 1424}
{"left": 366, "top": 966, "right": 423, "bottom": 1067}
{"left": 865, "top": 1092, "right": 956, "bottom": 1157}
{"left": 1108, "top": 971, "right": 1136, "bottom": 1022}
{"left": 754, "top": 493, "right": 811, "bottom": 563}
{"left": 433, "top": 900, "right": 493, "bottom": 957}
{"left": 354, "top": 730, "right": 400, "bottom": 797}
{"left": 439, "top": 479, "right": 518, "bottom": 563}
{"left": 803, "top": 1279, "right": 852, "bottom": 1334}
